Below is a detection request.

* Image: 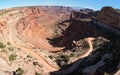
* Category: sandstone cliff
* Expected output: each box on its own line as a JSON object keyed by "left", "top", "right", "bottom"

{"left": 0, "top": 6, "right": 74, "bottom": 51}
{"left": 0, "top": 6, "right": 120, "bottom": 75}
{"left": 97, "top": 6, "right": 120, "bottom": 31}
{"left": 51, "top": 6, "right": 120, "bottom": 75}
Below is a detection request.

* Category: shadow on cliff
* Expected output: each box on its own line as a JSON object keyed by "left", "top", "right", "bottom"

{"left": 48, "top": 19, "right": 102, "bottom": 51}
{"left": 50, "top": 39, "right": 120, "bottom": 75}
{"left": 49, "top": 7, "right": 120, "bottom": 75}
{"left": 48, "top": 19, "right": 120, "bottom": 75}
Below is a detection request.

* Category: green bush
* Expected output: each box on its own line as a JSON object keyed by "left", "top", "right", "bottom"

{"left": 8, "top": 47, "right": 14, "bottom": 51}
{"left": 33, "top": 61, "right": 39, "bottom": 66}
{"left": 0, "top": 49, "right": 8, "bottom": 54}
{"left": 0, "top": 42, "right": 6, "bottom": 48}
{"left": 7, "top": 42, "right": 11, "bottom": 45}
{"left": 60, "top": 55, "right": 70, "bottom": 62}
{"left": 16, "top": 68, "right": 24, "bottom": 75}
{"left": 70, "top": 53, "right": 75, "bottom": 57}
{"left": 35, "top": 72, "right": 41, "bottom": 75}
{"left": 9, "top": 54, "right": 17, "bottom": 61}
{"left": 27, "top": 55, "right": 32, "bottom": 58}
{"left": 49, "top": 55, "right": 53, "bottom": 59}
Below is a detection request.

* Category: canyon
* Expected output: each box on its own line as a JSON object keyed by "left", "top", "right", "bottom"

{"left": 0, "top": 6, "right": 119, "bottom": 75}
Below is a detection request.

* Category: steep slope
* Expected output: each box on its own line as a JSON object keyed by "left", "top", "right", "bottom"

{"left": 97, "top": 6, "right": 120, "bottom": 31}
{"left": 50, "top": 6, "right": 120, "bottom": 75}
{"left": 0, "top": 6, "right": 120, "bottom": 75}
{"left": 0, "top": 6, "right": 74, "bottom": 74}
{"left": 0, "top": 6, "right": 73, "bottom": 51}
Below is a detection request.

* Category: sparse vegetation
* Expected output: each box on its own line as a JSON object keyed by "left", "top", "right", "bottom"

{"left": 60, "top": 54, "right": 70, "bottom": 63}
{"left": 0, "top": 42, "right": 6, "bottom": 48}
{"left": 0, "top": 49, "right": 8, "bottom": 54}
{"left": 33, "top": 61, "right": 39, "bottom": 66}
{"left": 49, "top": 55, "right": 53, "bottom": 59}
{"left": 104, "top": 72, "right": 109, "bottom": 75}
{"left": 18, "top": 48, "right": 21, "bottom": 50}
{"left": 16, "top": 67, "right": 24, "bottom": 75}
{"left": 8, "top": 47, "right": 14, "bottom": 51}
{"left": 56, "top": 54, "right": 70, "bottom": 67}
{"left": 7, "top": 42, "right": 11, "bottom": 45}
{"left": 0, "top": 10, "right": 13, "bottom": 15}
{"left": 35, "top": 72, "right": 41, "bottom": 75}
{"left": 9, "top": 54, "right": 17, "bottom": 61}
{"left": 56, "top": 54, "right": 70, "bottom": 64}
{"left": 82, "top": 40, "right": 89, "bottom": 49}
{"left": 70, "top": 53, "right": 75, "bottom": 57}
{"left": 27, "top": 55, "right": 32, "bottom": 58}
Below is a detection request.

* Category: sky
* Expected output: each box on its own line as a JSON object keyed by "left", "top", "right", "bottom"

{"left": 0, "top": 0, "right": 120, "bottom": 10}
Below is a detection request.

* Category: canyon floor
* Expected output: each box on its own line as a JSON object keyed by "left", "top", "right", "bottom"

{"left": 0, "top": 6, "right": 120, "bottom": 75}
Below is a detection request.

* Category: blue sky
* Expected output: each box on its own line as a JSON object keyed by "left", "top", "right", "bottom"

{"left": 0, "top": 0, "right": 120, "bottom": 10}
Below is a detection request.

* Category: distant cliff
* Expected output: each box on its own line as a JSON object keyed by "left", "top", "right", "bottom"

{"left": 51, "top": 6, "right": 120, "bottom": 75}
{"left": 97, "top": 6, "right": 120, "bottom": 31}
{"left": 0, "top": 6, "right": 120, "bottom": 75}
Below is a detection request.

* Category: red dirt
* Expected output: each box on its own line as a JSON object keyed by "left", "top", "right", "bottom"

{"left": 12, "top": 6, "right": 72, "bottom": 51}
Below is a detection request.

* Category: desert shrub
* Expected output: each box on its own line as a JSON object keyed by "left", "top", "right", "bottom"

{"left": 0, "top": 49, "right": 8, "bottom": 54}
{"left": 16, "top": 67, "right": 24, "bottom": 75}
{"left": 70, "top": 53, "right": 75, "bottom": 57}
{"left": 9, "top": 54, "right": 17, "bottom": 61}
{"left": 0, "top": 42, "right": 6, "bottom": 48}
{"left": 35, "top": 72, "right": 41, "bottom": 75}
{"left": 8, "top": 47, "right": 14, "bottom": 51}
{"left": 7, "top": 42, "right": 11, "bottom": 45}
{"left": 33, "top": 61, "right": 39, "bottom": 66}
{"left": 0, "top": 10, "right": 13, "bottom": 15}
{"left": 18, "top": 48, "right": 21, "bottom": 50}
{"left": 60, "top": 55, "right": 70, "bottom": 62}
{"left": 27, "top": 55, "right": 32, "bottom": 58}
{"left": 82, "top": 40, "right": 89, "bottom": 49}
{"left": 49, "top": 55, "right": 53, "bottom": 59}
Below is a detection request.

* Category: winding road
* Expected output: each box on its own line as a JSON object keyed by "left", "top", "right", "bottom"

{"left": 7, "top": 14, "right": 59, "bottom": 72}
{"left": 4, "top": 10, "right": 95, "bottom": 74}
{"left": 54, "top": 37, "right": 94, "bottom": 75}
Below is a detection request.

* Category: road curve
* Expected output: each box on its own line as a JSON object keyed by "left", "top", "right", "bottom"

{"left": 5, "top": 10, "right": 95, "bottom": 74}
{"left": 7, "top": 15, "right": 59, "bottom": 72}
{"left": 54, "top": 37, "right": 95, "bottom": 75}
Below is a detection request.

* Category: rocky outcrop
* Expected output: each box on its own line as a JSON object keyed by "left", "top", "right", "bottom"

{"left": 0, "top": 6, "right": 120, "bottom": 75}
{"left": 50, "top": 6, "right": 120, "bottom": 75}
{"left": 70, "top": 9, "right": 97, "bottom": 20}
{"left": 50, "top": 10, "right": 101, "bottom": 50}
{"left": 97, "top": 6, "right": 120, "bottom": 31}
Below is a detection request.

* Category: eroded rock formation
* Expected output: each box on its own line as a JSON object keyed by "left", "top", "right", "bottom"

{"left": 50, "top": 6, "right": 120, "bottom": 75}
{"left": 97, "top": 6, "right": 120, "bottom": 31}
{"left": 0, "top": 6, "right": 74, "bottom": 51}
{"left": 0, "top": 6, "right": 120, "bottom": 75}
